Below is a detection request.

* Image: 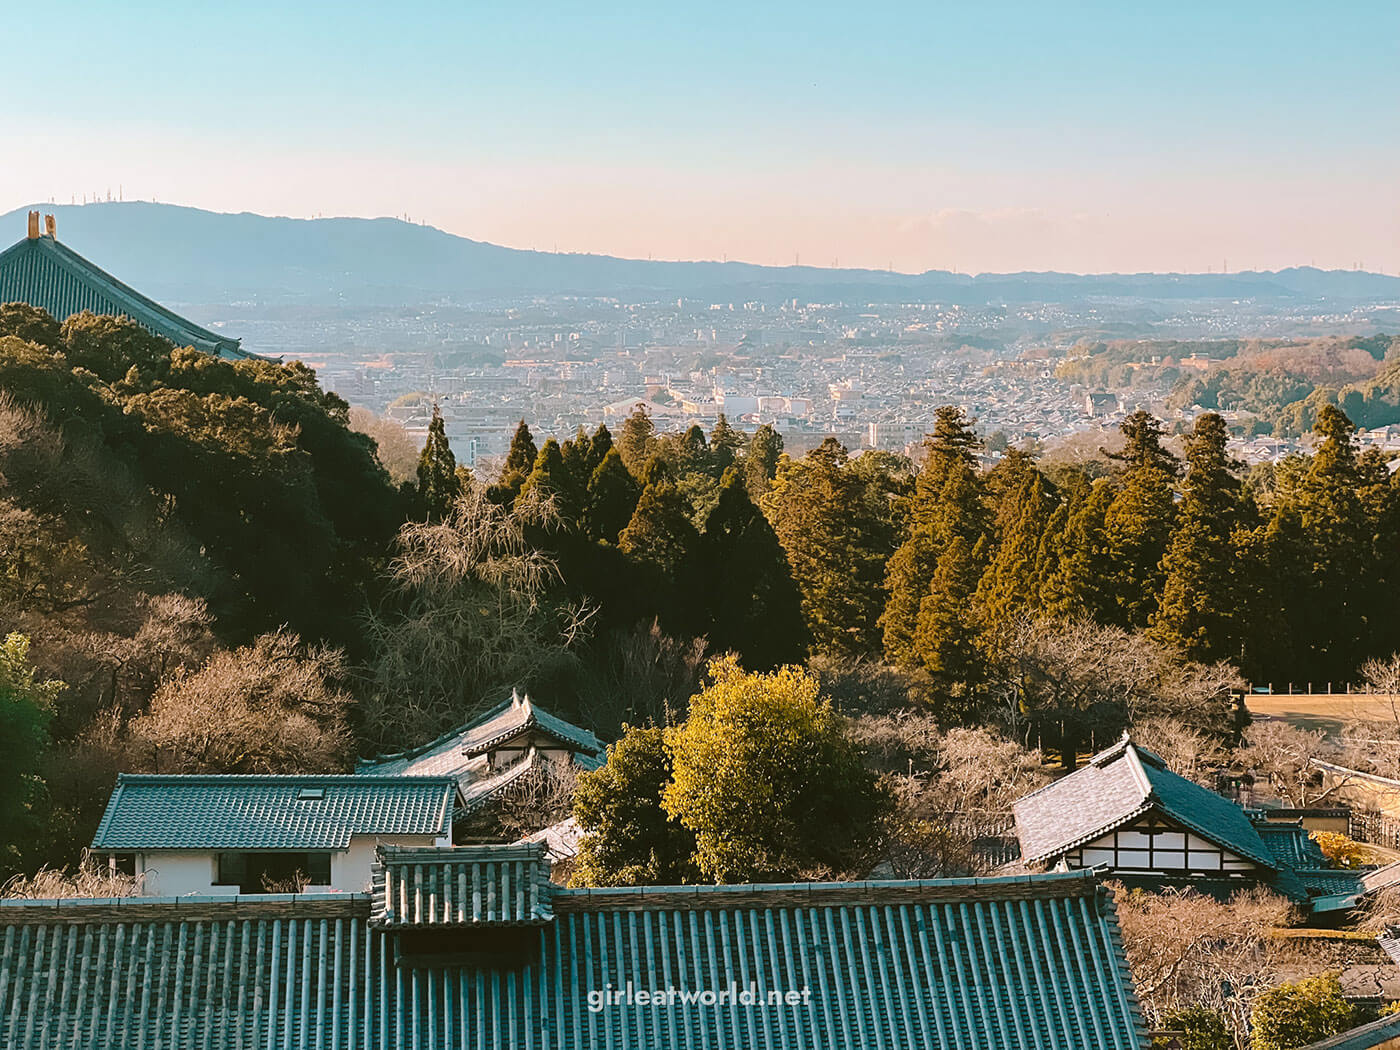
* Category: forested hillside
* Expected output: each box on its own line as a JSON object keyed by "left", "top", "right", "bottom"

{"left": 4, "top": 302, "right": 1400, "bottom": 884}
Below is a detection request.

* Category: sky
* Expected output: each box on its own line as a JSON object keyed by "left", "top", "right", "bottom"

{"left": 4, "top": 1, "right": 1397, "bottom": 274}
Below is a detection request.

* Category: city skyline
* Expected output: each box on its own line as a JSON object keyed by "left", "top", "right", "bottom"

{"left": 2, "top": 1, "right": 1397, "bottom": 274}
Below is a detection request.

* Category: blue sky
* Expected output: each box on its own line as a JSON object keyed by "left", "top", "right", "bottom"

{"left": 4, "top": 1, "right": 1397, "bottom": 273}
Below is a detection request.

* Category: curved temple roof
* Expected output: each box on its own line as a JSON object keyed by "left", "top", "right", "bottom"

{"left": 0, "top": 214, "right": 254, "bottom": 359}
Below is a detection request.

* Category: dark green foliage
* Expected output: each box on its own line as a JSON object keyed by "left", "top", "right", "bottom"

{"left": 1102, "top": 411, "right": 1180, "bottom": 628}
{"left": 744, "top": 423, "right": 782, "bottom": 502}
{"left": 571, "top": 724, "right": 700, "bottom": 887}
{"left": 708, "top": 413, "right": 745, "bottom": 474}
{"left": 699, "top": 469, "right": 808, "bottom": 670}
{"left": 500, "top": 419, "right": 537, "bottom": 491}
{"left": 586, "top": 448, "right": 641, "bottom": 544}
{"left": 0, "top": 634, "right": 61, "bottom": 877}
{"left": 764, "top": 438, "right": 908, "bottom": 658}
{"left": 415, "top": 403, "right": 459, "bottom": 521}
{"left": 618, "top": 405, "right": 657, "bottom": 477}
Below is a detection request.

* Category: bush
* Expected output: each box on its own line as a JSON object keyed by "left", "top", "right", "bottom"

{"left": 1311, "top": 831, "right": 1374, "bottom": 870}
{"left": 1154, "top": 1007, "right": 1232, "bottom": 1050}
{"left": 1249, "top": 974, "right": 1353, "bottom": 1050}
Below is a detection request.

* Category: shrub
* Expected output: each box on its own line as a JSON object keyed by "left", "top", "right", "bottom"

{"left": 1249, "top": 974, "right": 1353, "bottom": 1050}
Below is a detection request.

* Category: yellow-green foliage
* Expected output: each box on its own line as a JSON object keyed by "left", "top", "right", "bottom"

{"left": 1310, "top": 831, "right": 1373, "bottom": 870}
{"left": 1249, "top": 974, "right": 1353, "bottom": 1050}
{"left": 662, "top": 656, "right": 890, "bottom": 883}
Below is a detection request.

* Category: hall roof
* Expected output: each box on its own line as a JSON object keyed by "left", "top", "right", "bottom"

{"left": 1014, "top": 735, "right": 1277, "bottom": 868}
{"left": 91, "top": 774, "right": 457, "bottom": 851}
{"left": 0, "top": 864, "right": 1149, "bottom": 1049}
{"left": 0, "top": 213, "right": 251, "bottom": 359}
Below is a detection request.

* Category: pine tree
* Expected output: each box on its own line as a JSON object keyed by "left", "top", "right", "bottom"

{"left": 882, "top": 406, "right": 984, "bottom": 665}
{"left": 709, "top": 414, "right": 746, "bottom": 475}
{"left": 586, "top": 448, "right": 641, "bottom": 544}
{"left": 975, "top": 467, "right": 1056, "bottom": 632}
{"left": 1042, "top": 477, "right": 1116, "bottom": 621}
{"left": 619, "top": 479, "right": 700, "bottom": 581}
{"left": 500, "top": 419, "right": 538, "bottom": 492}
{"left": 587, "top": 422, "right": 614, "bottom": 474}
{"left": 520, "top": 437, "right": 583, "bottom": 526}
{"left": 618, "top": 405, "right": 657, "bottom": 478}
{"left": 701, "top": 469, "right": 808, "bottom": 669}
{"left": 1149, "top": 413, "right": 1253, "bottom": 663}
{"left": 912, "top": 535, "right": 990, "bottom": 722}
{"left": 1101, "top": 411, "right": 1180, "bottom": 628}
{"left": 415, "top": 402, "right": 460, "bottom": 521}
{"left": 744, "top": 424, "right": 783, "bottom": 502}
{"left": 762, "top": 438, "right": 903, "bottom": 658}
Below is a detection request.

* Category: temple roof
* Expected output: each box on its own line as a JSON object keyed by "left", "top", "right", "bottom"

{"left": 0, "top": 217, "right": 252, "bottom": 359}
{"left": 1014, "top": 735, "right": 1277, "bottom": 868}
{"left": 91, "top": 774, "right": 457, "bottom": 851}
{"left": 0, "top": 868, "right": 1149, "bottom": 1048}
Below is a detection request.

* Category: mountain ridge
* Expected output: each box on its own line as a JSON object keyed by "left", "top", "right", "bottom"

{"left": 3, "top": 201, "right": 1396, "bottom": 306}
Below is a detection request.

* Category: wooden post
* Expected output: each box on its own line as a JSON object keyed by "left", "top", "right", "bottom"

{"left": 44, "top": 214, "right": 55, "bottom": 238}
{"left": 26, "top": 210, "right": 39, "bottom": 239}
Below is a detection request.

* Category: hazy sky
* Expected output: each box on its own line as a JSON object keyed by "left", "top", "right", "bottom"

{"left": 4, "top": 1, "right": 1397, "bottom": 274}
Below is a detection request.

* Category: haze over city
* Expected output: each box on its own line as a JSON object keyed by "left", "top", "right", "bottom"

{"left": 4, "top": 0, "right": 1397, "bottom": 274}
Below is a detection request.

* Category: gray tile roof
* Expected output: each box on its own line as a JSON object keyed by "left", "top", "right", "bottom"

{"left": 1014, "top": 736, "right": 1276, "bottom": 868}
{"left": 370, "top": 844, "right": 553, "bottom": 927}
{"left": 91, "top": 774, "right": 456, "bottom": 851}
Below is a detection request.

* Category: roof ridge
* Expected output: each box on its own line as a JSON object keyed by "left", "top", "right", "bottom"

{"left": 115, "top": 772, "right": 458, "bottom": 784}
{"left": 357, "top": 695, "right": 519, "bottom": 767}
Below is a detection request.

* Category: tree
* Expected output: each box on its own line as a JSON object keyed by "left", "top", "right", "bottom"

{"left": 975, "top": 466, "right": 1057, "bottom": 631}
{"left": 571, "top": 725, "right": 700, "bottom": 887}
{"left": 882, "top": 407, "right": 985, "bottom": 666}
{"left": 519, "top": 437, "right": 583, "bottom": 528}
{"left": 1151, "top": 413, "right": 1254, "bottom": 664}
{"left": 1155, "top": 1008, "right": 1232, "bottom": 1050}
{"left": 1041, "top": 476, "right": 1117, "bottom": 622}
{"left": 1249, "top": 975, "right": 1353, "bottom": 1050}
{"left": 1114, "top": 885, "right": 1295, "bottom": 1044}
{"left": 586, "top": 422, "right": 614, "bottom": 474}
{"left": 618, "top": 405, "right": 657, "bottom": 478}
{"left": 360, "top": 488, "right": 586, "bottom": 748}
{"left": 911, "top": 535, "right": 990, "bottom": 719}
{"left": 415, "top": 402, "right": 460, "bottom": 521}
{"left": 699, "top": 468, "right": 807, "bottom": 670}
{"left": 743, "top": 423, "right": 782, "bottom": 502}
{"left": 133, "top": 630, "right": 352, "bottom": 773}
{"left": 662, "top": 656, "right": 890, "bottom": 882}
{"left": 764, "top": 439, "right": 907, "bottom": 658}
{"left": 1102, "top": 411, "right": 1180, "bottom": 628}
{"left": 618, "top": 479, "right": 699, "bottom": 582}
{"left": 708, "top": 413, "right": 746, "bottom": 474}
{"left": 585, "top": 448, "right": 640, "bottom": 544}
{"left": 0, "top": 634, "right": 61, "bottom": 875}
{"left": 500, "top": 419, "right": 538, "bottom": 492}
{"left": 349, "top": 405, "right": 421, "bottom": 485}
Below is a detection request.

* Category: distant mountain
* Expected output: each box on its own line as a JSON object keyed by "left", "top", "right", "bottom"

{"left": 3, "top": 201, "right": 1397, "bottom": 307}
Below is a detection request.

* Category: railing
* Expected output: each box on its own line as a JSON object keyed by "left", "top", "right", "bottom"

{"left": 1349, "top": 810, "right": 1400, "bottom": 851}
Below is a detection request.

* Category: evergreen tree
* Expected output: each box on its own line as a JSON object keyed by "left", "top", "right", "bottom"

{"left": 415, "top": 402, "right": 460, "bottom": 521}
{"left": 882, "top": 406, "right": 984, "bottom": 666}
{"left": 0, "top": 634, "right": 60, "bottom": 876}
{"left": 1149, "top": 413, "right": 1253, "bottom": 664}
{"left": 500, "top": 419, "right": 537, "bottom": 491}
{"left": 618, "top": 405, "right": 658, "bottom": 477}
{"left": 709, "top": 413, "right": 746, "bottom": 475}
{"left": 519, "top": 437, "right": 583, "bottom": 526}
{"left": 912, "top": 535, "right": 990, "bottom": 722}
{"left": 1042, "top": 477, "right": 1117, "bottom": 621}
{"left": 743, "top": 423, "right": 783, "bottom": 502}
{"left": 762, "top": 438, "right": 904, "bottom": 658}
{"left": 586, "top": 448, "right": 641, "bottom": 544}
{"left": 619, "top": 479, "right": 700, "bottom": 581}
{"left": 587, "top": 422, "right": 615, "bottom": 474}
{"left": 975, "top": 467, "right": 1056, "bottom": 631}
{"left": 1101, "top": 411, "right": 1180, "bottom": 628}
{"left": 701, "top": 469, "right": 808, "bottom": 669}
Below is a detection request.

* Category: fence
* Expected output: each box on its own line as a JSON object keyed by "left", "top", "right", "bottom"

{"left": 1348, "top": 809, "right": 1400, "bottom": 851}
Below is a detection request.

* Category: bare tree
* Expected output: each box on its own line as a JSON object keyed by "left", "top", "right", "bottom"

{"left": 1113, "top": 883, "right": 1298, "bottom": 1045}
{"left": 573, "top": 619, "right": 707, "bottom": 737}
{"left": 348, "top": 405, "right": 422, "bottom": 485}
{"left": 1234, "top": 721, "right": 1344, "bottom": 808}
{"left": 1133, "top": 715, "right": 1226, "bottom": 788}
{"left": 133, "top": 630, "right": 353, "bottom": 773}
{"left": 485, "top": 761, "right": 580, "bottom": 841}
{"left": 360, "top": 488, "right": 594, "bottom": 749}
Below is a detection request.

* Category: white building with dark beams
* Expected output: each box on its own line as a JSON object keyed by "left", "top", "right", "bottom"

{"left": 1013, "top": 736, "right": 1361, "bottom": 912}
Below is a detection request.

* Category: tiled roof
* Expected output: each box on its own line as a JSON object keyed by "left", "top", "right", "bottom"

{"left": 370, "top": 844, "right": 553, "bottom": 927}
{"left": 0, "top": 869, "right": 1149, "bottom": 1049}
{"left": 1256, "top": 822, "right": 1330, "bottom": 868}
{"left": 91, "top": 774, "right": 456, "bottom": 851}
{"left": 1014, "top": 736, "right": 1276, "bottom": 868}
{"left": 1300, "top": 1011, "right": 1400, "bottom": 1049}
{"left": 358, "top": 692, "right": 604, "bottom": 781}
{"left": 0, "top": 228, "right": 253, "bottom": 359}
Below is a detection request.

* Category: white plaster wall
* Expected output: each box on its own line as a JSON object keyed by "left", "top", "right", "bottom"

{"left": 334, "top": 835, "right": 446, "bottom": 893}
{"left": 138, "top": 852, "right": 222, "bottom": 896}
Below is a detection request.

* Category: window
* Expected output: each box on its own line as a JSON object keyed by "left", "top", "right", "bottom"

{"left": 297, "top": 787, "right": 325, "bottom": 801}
{"left": 216, "top": 852, "right": 333, "bottom": 893}
{"left": 98, "top": 852, "right": 136, "bottom": 876}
